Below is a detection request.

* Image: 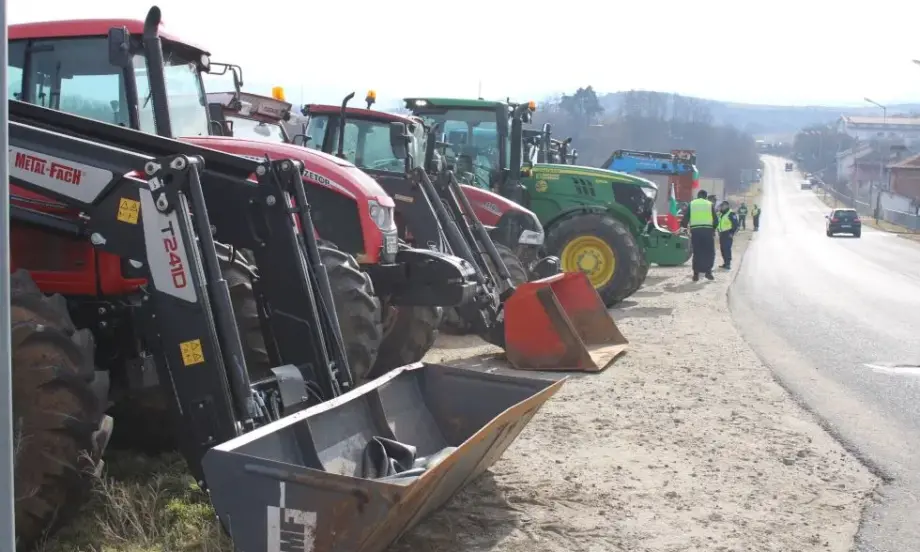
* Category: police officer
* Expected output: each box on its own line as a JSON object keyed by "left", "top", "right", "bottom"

{"left": 717, "top": 201, "right": 739, "bottom": 269}
{"left": 752, "top": 204, "right": 762, "bottom": 231}
{"left": 738, "top": 202, "right": 749, "bottom": 229}
{"left": 681, "top": 189, "right": 718, "bottom": 281}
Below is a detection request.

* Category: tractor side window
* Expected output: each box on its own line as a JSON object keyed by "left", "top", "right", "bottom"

{"left": 15, "top": 38, "right": 125, "bottom": 125}
{"left": 8, "top": 40, "right": 25, "bottom": 101}
{"left": 356, "top": 122, "right": 399, "bottom": 172}
{"left": 133, "top": 51, "right": 210, "bottom": 137}
{"left": 225, "top": 116, "right": 286, "bottom": 143}
{"left": 303, "top": 115, "right": 329, "bottom": 151}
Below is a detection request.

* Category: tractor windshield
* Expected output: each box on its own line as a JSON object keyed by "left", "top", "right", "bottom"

{"left": 415, "top": 109, "right": 506, "bottom": 188}
{"left": 304, "top": 115, "right": 406, "bottom": 173}
{"left": 8, "top": 36, "right": 210, "bottom": 137}
{"left": 225, "top": 115, "right": 287, "bottom": 143}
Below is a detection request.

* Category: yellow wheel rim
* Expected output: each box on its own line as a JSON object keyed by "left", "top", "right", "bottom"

{"left": 560, "top": 236, "right": 616, "bottom": 288}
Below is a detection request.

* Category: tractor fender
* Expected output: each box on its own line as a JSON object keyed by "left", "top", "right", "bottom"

{"left": 542, "top": 205, "right": 613, "bottom": 234}
{"left": 543, "top": 205, "right": 645, "bottom": 238}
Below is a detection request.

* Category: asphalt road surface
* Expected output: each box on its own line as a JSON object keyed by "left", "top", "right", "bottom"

{"left": 731, "top": 155, "right": 920, "bottom": 552}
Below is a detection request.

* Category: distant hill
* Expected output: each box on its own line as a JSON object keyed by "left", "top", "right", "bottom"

{"left": 597, "top": 92, "right": 920, "bottom": 138}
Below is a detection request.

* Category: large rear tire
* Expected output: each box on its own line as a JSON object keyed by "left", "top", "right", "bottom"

{"left": 10, "top": 270, "right": 112, "bottom": 549}
{"left": 371, "top": 305, "right": 443, "bottom": 379}
{"left": 624, "top": 253, "right": 650, "bottom": 297}
{"left": 440, "top": 243, "right": 528, "bottom": 335}
{"left": 546, "top": 213, "right": 642, "bottom": 307}
{"left": 319, "top": 246, "right": 383, "bottom": 383}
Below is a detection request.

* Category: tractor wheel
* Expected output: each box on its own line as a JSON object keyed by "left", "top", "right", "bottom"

{"left": 370, "top": 305, "right": 443, "bottom": 380}
{"left": 624, "top": 253, "right": 650, "bottom": 297}
{"left": 221, "top": 244, "right": 382, "bottom": 384}
{"left": 10, "top": 270, "right": 112, "bottom": 549}
{"left": 546, "top": 213, "right": 642, "bottom": 307}
{"left": 221, "top": 242, "right": 382, "bottom": 383}
{"left": 220, "top": 254, "right": 272, "bottom": 381}
{"left": 320, "top": 246, "right": 383, "bottom": 383}
{"left": 440, "top": 243, "right": 528, "bottom": 335}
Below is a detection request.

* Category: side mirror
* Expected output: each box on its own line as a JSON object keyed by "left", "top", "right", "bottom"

{"left": 389, "top": 122, "right": 410, "bottom": 160}
{"left": 107, "top": 26, "right": 132, "bottom": 68}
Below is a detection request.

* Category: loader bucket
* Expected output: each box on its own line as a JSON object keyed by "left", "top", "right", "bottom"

{"left": 202, "top": 362, "right": 564, "bottom": 552}
{"left": 503, "top": 271, "right": 628, "bottom": 371}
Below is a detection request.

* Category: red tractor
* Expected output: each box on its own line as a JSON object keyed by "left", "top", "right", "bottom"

{"left": 9, "top": 17, "right": 481, "bottom": 384}
{"left": 294, "top": 93, "right": 557, "bottom": 334}
{"left": 6, "top": 8, "right": 565, "bottom": 550}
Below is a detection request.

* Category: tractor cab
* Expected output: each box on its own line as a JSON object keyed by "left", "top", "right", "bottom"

{"left": 207, "top": 88, "right": 294, "bottom": 143}
{"left": 8, "top": 19, "right": 401, "bottom": 270}
{"left": 300, "top": 92, "right": 549, "bottom": 271}
{"left": 405, "top": 97, "right": 536, "bottom": 205}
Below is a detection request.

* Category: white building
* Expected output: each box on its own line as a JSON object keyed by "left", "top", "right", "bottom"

{"left": 837, "top": 116, "right": 920, "bottom": 145}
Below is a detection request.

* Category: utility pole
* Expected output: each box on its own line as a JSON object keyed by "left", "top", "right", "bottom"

{"left": 0, "top": 0, "right": 17, "bottom": 549}
{"left": 864, "top": 97, "right": 887, "bottom": 221}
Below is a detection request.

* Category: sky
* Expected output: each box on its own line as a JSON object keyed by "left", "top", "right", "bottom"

{"left": 9, "top": 0, "right": 920, "bottom": 110}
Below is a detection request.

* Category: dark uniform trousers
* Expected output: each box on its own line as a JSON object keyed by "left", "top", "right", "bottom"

{"left": 690, "top": 227, "right": 716, "bottom": 274}
{"left": 719, "top": 231, "right": 733, "bottom": 266}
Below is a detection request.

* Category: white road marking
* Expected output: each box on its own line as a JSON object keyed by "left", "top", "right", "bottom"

{"left": 865, "top": 363, "right": 920, "bottom": 376}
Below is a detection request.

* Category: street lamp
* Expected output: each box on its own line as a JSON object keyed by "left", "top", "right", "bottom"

{"left": 864, "top": 97, "right": 888, "bottom": 214}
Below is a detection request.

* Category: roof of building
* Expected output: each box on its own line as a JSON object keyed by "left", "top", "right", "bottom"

{"left": 889, "top": 152, "right": 920, "bottom": 169}
{"left": 841, "top": 115, "right": 920, "bottom": 128}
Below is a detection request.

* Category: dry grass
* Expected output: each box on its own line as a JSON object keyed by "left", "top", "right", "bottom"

{"left": 38, "top": 452, "right": 231, "bottom": 552}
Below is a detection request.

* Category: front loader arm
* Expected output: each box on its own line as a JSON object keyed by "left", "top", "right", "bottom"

{"left": 9, "top": 101, "right": 349, "bottom": 482}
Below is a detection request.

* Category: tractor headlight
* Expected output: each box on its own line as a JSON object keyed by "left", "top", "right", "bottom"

{"left": 518, "top": 229, "right": 544, "bottom": 245}
{"left": 368, "top": 200, "right": 393, "bottom": 230}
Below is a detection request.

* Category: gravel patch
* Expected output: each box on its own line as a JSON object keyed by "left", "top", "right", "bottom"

{"left": 398, "top": 231, "right": 878, "bottom": 552}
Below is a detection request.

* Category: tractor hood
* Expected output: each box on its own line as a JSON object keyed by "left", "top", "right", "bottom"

{"left": 532, "top": 163, "right": 658, "bottom": 192}
{"left": 183, "top": 136, "right": 395, "bottom": 208}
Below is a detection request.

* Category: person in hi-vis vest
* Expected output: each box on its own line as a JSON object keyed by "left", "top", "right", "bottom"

{"left": 680, "top": 189, "right": 718, "bottom": 281}
{"left": 752, "top": 204, "right": 762, "bottom": 231}
{"left": 717, "top": 201, "right": 740, "bottom": 270}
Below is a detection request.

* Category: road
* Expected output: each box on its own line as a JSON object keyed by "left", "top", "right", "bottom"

{"left": 731, "top": 155, "right": 920, "bottom": 552}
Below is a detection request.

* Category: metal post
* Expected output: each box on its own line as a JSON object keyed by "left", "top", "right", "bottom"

{"left": 0, "top": 0, "right": 17, "bottom": 549}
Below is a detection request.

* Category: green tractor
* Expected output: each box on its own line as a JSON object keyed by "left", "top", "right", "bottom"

{"left": 406, "top": 97, "right": 683, "bottom": 306}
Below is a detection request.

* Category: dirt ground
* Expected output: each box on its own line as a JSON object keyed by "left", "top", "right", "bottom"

{"left": 394, "top": 230, "right": 878, "bottom": 552}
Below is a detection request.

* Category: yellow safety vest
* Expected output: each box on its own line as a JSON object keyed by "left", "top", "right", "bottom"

{"left": 688, "top": 198, "right": 714, "bottom": 228}
{"left": 718, "top": 210, "right": 734, "bottom": 232}
{"left": 752, "top": 206, "right": 761, "bottom": 216}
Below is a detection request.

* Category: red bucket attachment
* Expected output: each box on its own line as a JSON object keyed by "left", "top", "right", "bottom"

{"left": 503, "top": 271, "right": 628, "bottom": 371}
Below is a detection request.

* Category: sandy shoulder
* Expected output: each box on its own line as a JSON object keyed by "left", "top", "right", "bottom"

{"left": 398, "top": 231, "right": 878, "bottom": 552}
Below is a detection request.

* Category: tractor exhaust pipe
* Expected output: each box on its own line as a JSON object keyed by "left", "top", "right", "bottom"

{"left": 141, "top": 7, "right": 172, "bottom": 138}
{"left": 336, "top": 92, "right": 355, "bottom": 160}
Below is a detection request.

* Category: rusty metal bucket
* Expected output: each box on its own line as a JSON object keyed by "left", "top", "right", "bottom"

{"left": 503, "top": 271, "right": 628, "bottom": 371}
{"left": 202, "top": 362, "right": 564, "bottom": 552}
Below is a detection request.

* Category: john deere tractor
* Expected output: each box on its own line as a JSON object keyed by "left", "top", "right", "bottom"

{"left": 407, "top": 97, "right": 686, "bottom": 306}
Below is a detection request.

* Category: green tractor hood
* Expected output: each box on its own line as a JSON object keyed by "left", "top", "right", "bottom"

{"left": 532, "top": 163, "right": 659, "bottom": 193}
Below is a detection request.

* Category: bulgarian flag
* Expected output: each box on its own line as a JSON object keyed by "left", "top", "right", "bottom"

{"left": 691, "top": 165, "right": 700, "bottom": 190}
{"left": 666, "top": 182, "right": 680, "bottom": 232}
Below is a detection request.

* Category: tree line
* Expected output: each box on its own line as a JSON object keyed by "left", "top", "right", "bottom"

{"left": 791, "top": 124, "right": 855, "bottom": 182}
{"left": 533, "top": 88, "right": 762, "bottom": 195}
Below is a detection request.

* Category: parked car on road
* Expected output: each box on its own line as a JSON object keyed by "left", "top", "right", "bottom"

{"left": 826, "top": 208, "right": 862, "bottom": 238}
